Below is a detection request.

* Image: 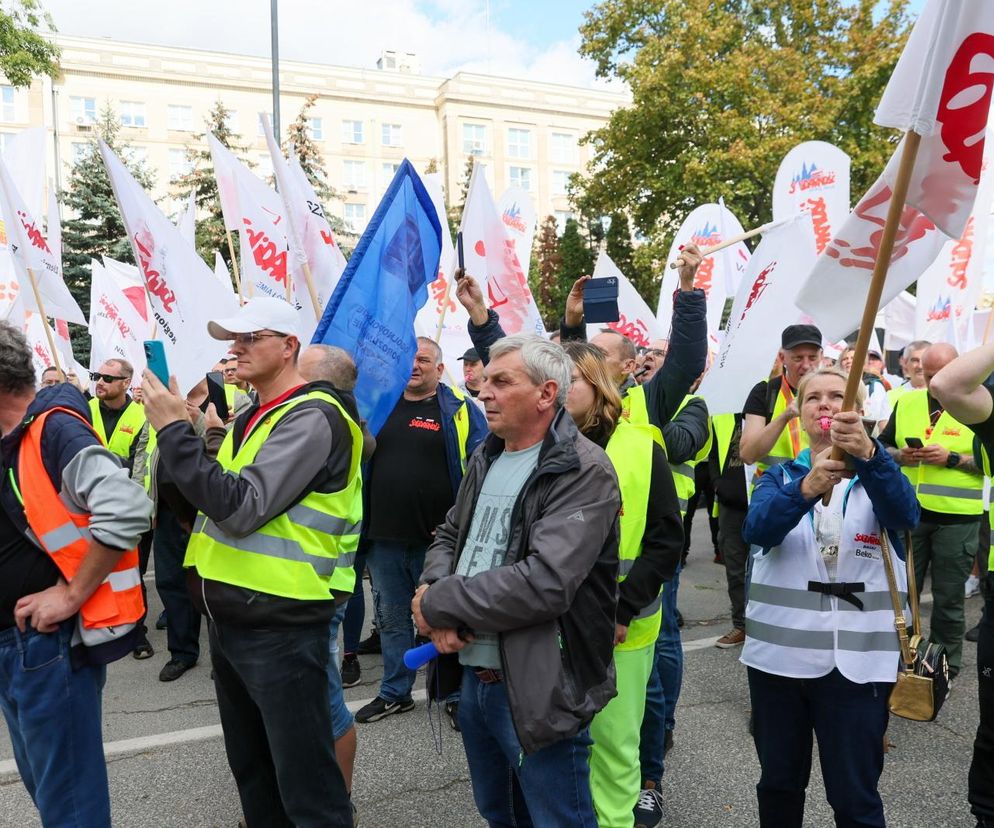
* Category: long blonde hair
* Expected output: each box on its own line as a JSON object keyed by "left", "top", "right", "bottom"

{"left": 562, "top": 342, "right": 623, "bottom": 443}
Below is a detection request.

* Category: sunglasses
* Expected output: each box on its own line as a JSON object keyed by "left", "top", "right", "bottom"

{"left": 229, "top": 331, "right": 287, "bottom": 346}
{"left": 90, "top": 371, "right": 130, "bottom": 383}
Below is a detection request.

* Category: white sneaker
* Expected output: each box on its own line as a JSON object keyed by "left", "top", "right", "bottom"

{"left": 966, "top": 574, "right": 981, "bottom": 598}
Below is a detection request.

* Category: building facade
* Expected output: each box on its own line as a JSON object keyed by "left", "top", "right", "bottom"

{"left": 2, "top": 36, "right": 627, "bottom": 235}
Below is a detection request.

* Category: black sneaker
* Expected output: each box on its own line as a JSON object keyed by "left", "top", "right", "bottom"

{"left": 155, "top": 611, "right": 167, "bottom": 631}
{"left": 356, "top": 630, "right": 381, "bottom": 655}
{"left": 341, "top": 653, "right": 361, "bottom": 688}
{"left": 445, "top": 701, "right": 460, "bottom": 732}
{"left": 634, "top": 780, "right": 663, "bottom": 828}
{"left": 159, "top": 659, "right": 193, "bottom": 682}
{"left": 354, "top": 695, "right": 414, "bottom": 723}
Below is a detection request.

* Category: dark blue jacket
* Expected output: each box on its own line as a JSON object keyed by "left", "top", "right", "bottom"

{"left": 437, "top": 381, "right": 488, "bottom": 499}
{"left": 743, "top": 440, "right": 920, "bottom": 560}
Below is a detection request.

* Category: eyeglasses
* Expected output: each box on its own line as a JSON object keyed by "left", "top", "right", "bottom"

{"left": 90, "top": 371, "right": 129, "bottom": 383}
{"left": 228, "top": 332, "right": 288, "bottom": 346}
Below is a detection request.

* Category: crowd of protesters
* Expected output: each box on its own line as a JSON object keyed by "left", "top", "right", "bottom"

{"left": 1, "top": 240, "right": 993, "bottom": 828}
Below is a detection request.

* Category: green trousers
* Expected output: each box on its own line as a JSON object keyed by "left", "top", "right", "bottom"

{"left": 911, "top": 518, "right": 980, "bottom": 676}
{"left": 589, "top": 642, "right": 655, "bottom": 828}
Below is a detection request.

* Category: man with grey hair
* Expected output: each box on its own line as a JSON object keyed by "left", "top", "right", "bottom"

{"left": 888, "top": 339, "right": 932, "bottom": 407}
{"left": 413, "top": 333, "right": 621, "bottom": 825}
{"left": 0, "top": 321, "right": 152, "bottom": 826}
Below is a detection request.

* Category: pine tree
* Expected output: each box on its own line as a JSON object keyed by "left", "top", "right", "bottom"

{"left": 171, "top": 99, "right": 250, "bottom": 265}
{"left": 558, "top": 218, "right": 594, "bottom": 288}
{"left": 532, "top": 216, "right": 564, "bottom": 330}
{"left": 447, "top": 154, "right": 476, "bottom": 237}
{"left": 60, "top": 103, "right": 155, "bottom": 355}
{"left": 605, "top": 212, "right": 654, "bottom": 301}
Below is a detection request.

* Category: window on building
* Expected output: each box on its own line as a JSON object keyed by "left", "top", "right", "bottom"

{"left": 554, "top": 210, "right": 574, "bottom": 234}
{"left": 120, "top": 101, "right": 146, "bottom": 128}
{"left": 167, "top": 105, "right": 194, "bottom": 131}
{"left": 342, "top": 120, "right": 364, "bottom": 144}
{"left": 508, "top": 166, "right": 533, "bottom": 191}
{"left": 344, "top": 203, "right": 366, "bottom": 232}
{"left": 382, "top": 162, "right": 400, "bottom": 185}
{"left": 307, "top": 117, "right": 323, "bottom": 140}
{"left": 381, "top": 123, "right": 402, "bottom": 147}
{"left": 0, "top": 87, "right": 14, "bottom": 122}
{"left": 507, "top": 128, "right": 531, "bottom": 159}
{"left": 343, "top": 160, "right": 366, "bottom": 188}
{"left": 127, "top": 146, "right": 148, "bottom": 165}
{"left": 550, "top": 132, "right": 577, "bottom": 164}
{"left": 71, "top": 142, "right": 89, "bottom": 165}
{"left": 70, "top": 96, "right": 97, "bottom": 125}
{"left": 462, "top": 123, "right": 486, "bottom": 156}
{"left": 168, "top": 148, "right": 191, "bottom": 180}
{"left": 552, "top": 170, "right": 571, "bottom": 195}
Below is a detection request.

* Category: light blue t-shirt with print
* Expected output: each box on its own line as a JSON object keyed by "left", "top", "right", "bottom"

{"left": 456, "top": 440, "right": 542, "bottom": 669}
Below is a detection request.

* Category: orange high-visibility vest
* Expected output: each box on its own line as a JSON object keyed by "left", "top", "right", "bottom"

{"left": 16, "top": 407, "right": 144, "bottom": 639}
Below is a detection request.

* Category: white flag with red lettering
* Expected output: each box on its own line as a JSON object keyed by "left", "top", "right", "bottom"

{"left": 586, "top": 252, "right": 663, "bottom": 348}
{"left": 656, "top": 203, "right": 749, "bottom": 338}
{"left": 460, "top": 162, "right": 545, "bottom": 336}
{"left": 88, "top": 258, "right": 148, "bottom": 391}
{"left": 773, "top": 141, "right": 851, "bottom": 254}
{"left": 797, "top": 0, "right": 994, "bottom": 340}
{"left": 497, "top": 187, "right": 537, "bottom": 279}
{"left": 698, "top": 214, "right": 818, "bottom": 415}
{"left": 0, "top": 158, "right": 85, "bottom": 324}
{"left": 101, "top": 141, "right": 237, "bottom": 394}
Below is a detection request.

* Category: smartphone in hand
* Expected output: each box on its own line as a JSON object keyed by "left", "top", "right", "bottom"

{"left": 456, "top": 231, "right": 465, "bottom": 276}
{"left": 144, "top": 340, "right": 170, "bottom": 387}
{"left": 205, "top": 371, "right": 230, "bottom": 421}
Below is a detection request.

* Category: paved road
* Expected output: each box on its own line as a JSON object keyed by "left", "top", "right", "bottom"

{"left": 0, "top": 511, "right": 987, "bottom": 827}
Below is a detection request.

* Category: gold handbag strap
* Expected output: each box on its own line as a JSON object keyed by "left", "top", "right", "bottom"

{"left": 879, "top": 527, "right": 914, "bottom": 671}
{"left": 903, "top": 530, "right": 922, "bottom": 639}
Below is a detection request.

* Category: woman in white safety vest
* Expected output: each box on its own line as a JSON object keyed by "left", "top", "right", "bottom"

{"left": 741, "top": 367, "right": 920, "bottom": 828}
{"left": 562, "top": 342, "right": 684, "bottom": 828}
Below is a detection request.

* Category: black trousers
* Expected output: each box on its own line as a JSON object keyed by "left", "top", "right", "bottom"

{"left": 969, "top": 576, "right": 994, "bottom": 823}
{"left": 684, "top": 463, "right": 718, "bottom": 555}
{"left": 154, "top": 507, "right": 201, "bottom": 665}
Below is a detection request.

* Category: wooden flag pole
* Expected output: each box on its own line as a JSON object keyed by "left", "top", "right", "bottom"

{"left": 25, "top": 267, "right": 63, "bottom": 375}
{"left": 668, "top": 216, "right": 791, "bottom": 269}
{"left": 820, "top": 132, "right": 923, "bottom": 509}
{"left": 434, "top": 274, "right": 457, "bottom": 342}
{"left": 225, "top": 231, "right": 246, "bottom": 302}
{"left": 301, "top": 260, "right": 322, "bottom": 321}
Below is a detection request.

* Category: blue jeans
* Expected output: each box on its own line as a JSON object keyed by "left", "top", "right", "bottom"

{"left": 459, "top": 668, "right": 597, "bottom": 827}
{"left": 748, "top": 666, "right": 891, "bottom": 827}
{"left": 0, "top": 621, "right": 109, "bottom": 827}
{"left": 366, "top": 540, "right": 426, "bottom": 702}
{"left": 343, "top": 548, "right": 368, "bottom": 654}
{"left": 209, "top": 621, "right": 352, "bottom": 827}
{"left": 153, "top": 506, "right": 201, "bottom": 665}
{"left": 640, "top": 566, "right": 683, "bottom": 784}
{"left": 327, "top": 603, "right": 355, "bottom": 740}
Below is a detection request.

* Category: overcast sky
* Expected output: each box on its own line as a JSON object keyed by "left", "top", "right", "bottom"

{"left": 40, "top": 0, "right": 611, "bottom": 88}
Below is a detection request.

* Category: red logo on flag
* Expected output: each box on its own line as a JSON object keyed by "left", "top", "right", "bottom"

{"left": 17, "top": 210, "right": 51, "bottom": 254}
{"left": 740, "top": 261, "right": 776, "bottom": 320}
{"left": 134, "top": 227, "right": 178, "bottom": 313}
{"left": 938, "top": 33, "right": 994, "bottom": 184}
{"left": 243, "top": 217, "right": 288, "bottom": 286}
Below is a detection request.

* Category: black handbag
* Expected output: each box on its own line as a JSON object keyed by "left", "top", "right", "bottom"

{"left": 880, "top": 529, "right": 950, "bottom": 722}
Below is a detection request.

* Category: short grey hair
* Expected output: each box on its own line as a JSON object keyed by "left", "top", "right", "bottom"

{"left": 301, "top": 344, "right": 358, "bottom": 391}
{"left": 903, "top": 339, "right": 932, "bottom": 359}
{"left": 415, "top": 336, "right": 442, "bottom": 366}
{"left": 488, "top": 334, "right": 572, "bottom": 407}
{"left": 0, "top": 321, "right": 36, "bottom": 395}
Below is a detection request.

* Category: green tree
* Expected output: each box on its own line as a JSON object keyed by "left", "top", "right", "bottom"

{"left": 447, "top": 154, "right": 476, "bottom": 237}
{"left": 60, "top": 104, "right": 155, "bottom": 355}
{"left": 171, "top": 99, "right": 250, "bottom": 264}
{"left": 532, "top": 215, "right": 564, "bottom": 329}
{"left": 558, "top": 218, "right": 594, "bottom": 294}
{"left": 576, "top": 0, "right": 910, "bottom": 242}
{"left": 0, "top": 1, "right": 59, "bottom": 87}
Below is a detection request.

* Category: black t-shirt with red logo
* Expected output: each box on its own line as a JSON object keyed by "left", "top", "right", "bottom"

{"left": 366, "top": 394, "right": 453, "bottom": 543}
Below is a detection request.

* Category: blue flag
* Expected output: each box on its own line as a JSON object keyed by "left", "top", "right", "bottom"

{"left": 312, "top": 159, "right": 441, "bottom": 435}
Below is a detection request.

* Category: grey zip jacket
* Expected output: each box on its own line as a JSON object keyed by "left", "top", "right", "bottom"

{"left": 419, "top": 408, "right": 621, "bottom": 754}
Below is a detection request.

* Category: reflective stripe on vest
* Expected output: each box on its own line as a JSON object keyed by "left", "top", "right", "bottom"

{"left": 450, "top": 386, "right": 472, "bottom": 472}
{"left": 142, "top": 425, "right": 158, "bottom": 494}
{"left": 605, "top": 420, "right": 660, "bottom": 650}
{"left": 89, "top": 397, "right": 146, "bottom": 460}
{"left": 751, "top": 379, "right": 808, "bottom": 491}
{"left": 16, "top": 407, "right": 144, "bottom": 646}
{"left": 740, "top": 468, "right": 907, "bottom": 684}
{"left": 892, "top": 389, "right": 983, "bottom": 516}
{"left": 982, "top": 447, "right": 994, "bottom": 572}
{"left": 185, "top": 391, "right": 363, "bottom": 600}
{"left": 620, "top": 384, "right": 664, "bottom": 447}
{"left": 665, "top": 395, "right": 712, "bottom": 518}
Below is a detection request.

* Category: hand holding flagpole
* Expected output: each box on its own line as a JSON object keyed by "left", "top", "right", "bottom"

{"left": 669, "top": 216, "right": 791, "bottom": 269}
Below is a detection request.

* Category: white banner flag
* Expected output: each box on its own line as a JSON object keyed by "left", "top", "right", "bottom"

{"left": 586, "top": 251, "right": 664, "bottom": 348}
{"left": 657, "top": 203, "right": 749, "bottom": 339}
{"left": 883, "top": 290, "right": 917, "bottom": 351}
{"left": 88, "top": 258, "right": 148, "bottom": 393}
{"left": 698, "top": 214, "right": 819, "bottom": 415}
{"left": 461, "top": 163, "right": 545, "bottom": 336}
{"left": 773, "top": 141, "right": 851, "bottom": 254}
{"left": 213, "top": 251, "right": 237, "bottom": 301}
{"left": 101, "top": 141, "right": 237, "bottom": 394}
{"left": 497, "top": 187, "right": 537, "bottom": 279}
{"left": 175, "top": 190, "right": 196, "bottom": 245}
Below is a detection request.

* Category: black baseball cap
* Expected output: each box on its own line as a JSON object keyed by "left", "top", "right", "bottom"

{"left": 781, "top": 324, "right": 823, "bottom": 350}
{"left": 458, "top": 348, "right": 481, "bottom": 362}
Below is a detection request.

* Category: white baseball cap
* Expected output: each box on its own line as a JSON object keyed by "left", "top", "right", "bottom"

{"left": 207, "top": 297, "right": 301, "bottom": 341}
